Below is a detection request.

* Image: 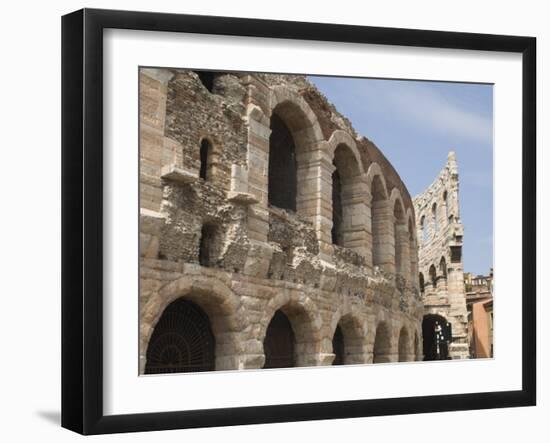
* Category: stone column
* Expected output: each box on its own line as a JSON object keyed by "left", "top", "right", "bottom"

{"left": 409, "top": 237, "right": 419, "bottom": 288}
{"left": 339, "top": 176, "right": 370, "bottom": 257}
{"left": 296, "top": 147, "right": 334, "bottom": 262}
{"left": 371, "top": 198, "right": 395, "bottom": 274}
{"left": 394, "top": 223, "right": 411, "bottom": 279}
{"left": 140, "top": 68, "right": 173, "bottom": 214}
{"left": 240, "top": 75, "right": 275, "bottom": 278}
{"left": 447, "top": 267, "right": 470, "bottom": 359}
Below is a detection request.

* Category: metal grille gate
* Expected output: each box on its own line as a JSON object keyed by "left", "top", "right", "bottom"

{"left": 145, "top": 299, "right": 215, "bottom": 374}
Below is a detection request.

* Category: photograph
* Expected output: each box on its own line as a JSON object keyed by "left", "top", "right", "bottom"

{"left": 138, "top": 68, "right": 494, "bottom": 374}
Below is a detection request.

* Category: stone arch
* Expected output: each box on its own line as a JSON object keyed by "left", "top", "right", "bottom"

{"left": 327, "top": 130, "right": 365, "bottom": 174}
{"left": 389, "top": 187, "right": 406, "bottom": 212}
{"left": 373, "top": 320, "right": 393, "bottom": 363}
{"left": 268, "top": 86, "right": 325, "bottom": 147}
{"left": 442, "top": 188, "right": 450, "bottom": 222}
{"left": 391, "top": 189, "right": 409, "bottom": 278}
{"left": 263, "top": 310, "right": 296, "bottom": 368}
{"left": 429, "top": 264, "right": 437, "bottom": 290}
{"left": 266, "top": 87, "right": 327, "bottom": 249}
{"left": 198, "top": 222, "right": 222, "bottom": 267}
{"left": 366, "top": 163, "right": 391, "bottom": 271}
{"left": 420, "top": 213, "right": 428, "bottom": 244}
{"left": 267, "top": 112, "right": 298, "bottom": 211}
{"left": 365, "top": 162, "right": 389, "bottom": 199}
{"left": 328, "top": 306, "right": 368, "bottom": 365}
{"left": 145, "top": 298, "right": 216, "bottom": 374}
{"left": 422, "top": 313, "right": 451, "bottom": 360}
{"left": 432, "top": 202, "right": 439, "bottom": 235}
{"left": 398, "top": 325, "right": 414, "bottom": 362}
{"left": 330, "top": 141, "right": 368, "bottom": 253}
{"left": 439, "top": 256, "right": 448, "bottom": 290}
{"left": 268, "top": 87, "right": 324, "bottom": 212}
{"left": 195, "top": 133, "right": 222, "bottom": 183}
{"left": 259, "top": 291, "right": 323, "bottom": 367}
{"left": 140, "top": 275, "right": 244, "bottom": 372}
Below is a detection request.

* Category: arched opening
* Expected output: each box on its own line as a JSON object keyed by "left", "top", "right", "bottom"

{"left": 393, "top": 200, "right": 407, "bottom": 276}
{"left": 331, "top": 144, "right": 362, "bottom": 248}
{"left": 371, "top": 175, "right": 387, "bottom": 268}
{"left": 421, "top": 215, "right": 428, "bottom": 244}
{"left": 419, "top": 272, "right": 425, "bottom": 295}
{"left": 268, "top": 112, "right": 297, "bottom": 211}
{"left": 422, "top": 314, "right": 452, "bottom": 361}
{"left": 429, "top": 264, "right": 437, "bottom": 290}
{"left": 332, "top": 325, "right": 345, "bottom": 365}
{"left": 373, "top": 322, "right": 392, "bottom": 363}
{"left": 398, "top": 327, "right": 411, "bottom": 362}
{"left": 263, "top": 310, "right": 296, "bottom": 369}
{"left": 432, "top": 203, "right": 439, "bottom": 235}
{"left": 443, "top": 190, "right": 449, "bottom": 222}
{"left": 199, "top": 223, "right": 219, "bottom": 267}
{"left": 439, "top": 256, "right": 448, "bottom": 289}
{"left": 330, "top": 312, "right": 366, "bottom": 365}
{"left": 199, "top": 138, "right": 212, "bottom": 181}
{"left": 145, "top": 299, "right": 215, "bottom": 374}
{"left": 194, "top": 70, "right": 217, "bottom": 93}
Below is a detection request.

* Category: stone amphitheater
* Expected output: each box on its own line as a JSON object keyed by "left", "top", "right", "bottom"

{"left": 138, "top": 68, "right": 436, "bottom": 374}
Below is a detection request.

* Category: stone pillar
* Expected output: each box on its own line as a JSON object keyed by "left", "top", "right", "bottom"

{"left": 296, "top": 147, "right": 334, "bottom": 262}
{"left": 447, "top": 267, "right": 470, "bottom": 359}
{"left": 436, "top": 275, "right": 448, "bottom": 293}
{"left": 371, "top": 198, "right": 395, "bottom": 274}
{"left": 240, "top": 76, "right": 275, "bottom": 278}
{"left": 243, "top": 104, "right": 270, "bottom": 242}
{"left": 339, "top": 176, "right": 370, "bottom": 257}
{"left": 409, "top": 237, "right": 419, "bottom": 288}
{"left": 140, "top": 68, "right": 173, "bottom": 214}
{"left": 394, "top": 223, "right": 411, "bottom": 279}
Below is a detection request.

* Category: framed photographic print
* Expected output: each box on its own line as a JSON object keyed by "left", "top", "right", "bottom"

{"left": 61, "top": 8, "right": 536, "bottom": 435}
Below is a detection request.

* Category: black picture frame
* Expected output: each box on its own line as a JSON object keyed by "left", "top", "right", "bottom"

{"left": 61, "top": 8, "right": 536, "bottom": 435}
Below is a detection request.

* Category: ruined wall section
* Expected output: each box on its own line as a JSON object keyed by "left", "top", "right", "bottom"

{"left": 413, "top": 152, "right": 469, "bottom": 359}
{"left": 140, "top": 69, "right": 254, "bottom": 272}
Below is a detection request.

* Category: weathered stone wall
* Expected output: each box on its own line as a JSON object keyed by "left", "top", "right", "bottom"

{"left": 139, "top": 68, "right": 424, "bottom": 372}
{"left": 413, "top": 152, "right": 469, "bottom": 359}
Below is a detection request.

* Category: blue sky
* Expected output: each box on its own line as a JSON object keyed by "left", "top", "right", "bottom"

{"left": 309, "top": 76, "right": 493, "bottom": 276}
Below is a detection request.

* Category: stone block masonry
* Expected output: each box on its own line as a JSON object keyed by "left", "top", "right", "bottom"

{"left": 139, "top": 68, "right": 425, "bottom": 374}
{"left": 414, "top": 152, "right": 469, "bottom": 360}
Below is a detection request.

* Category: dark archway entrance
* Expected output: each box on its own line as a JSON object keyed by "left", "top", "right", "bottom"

{"left": 332, "top": 325, "right": 345, "bottom": 365}
{"left": 422, "top": 314, "right": 452, "bottom": 361}
{"left": 263, "top": 310, "right": 296, "bottom": 368}
{"left": 145, "top": 299, "right": 215, "bottom": 374}
{"left": 268, "top": 113, "right": 297, "bottom": 211}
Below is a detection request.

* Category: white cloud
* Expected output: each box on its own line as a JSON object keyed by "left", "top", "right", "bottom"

{"left": 385, "top": 85, "right": 493, "bottom": 144}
